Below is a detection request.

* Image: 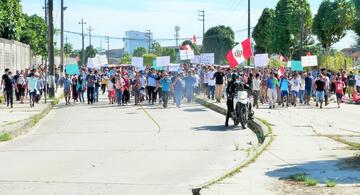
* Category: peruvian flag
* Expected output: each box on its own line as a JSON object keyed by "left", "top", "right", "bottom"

{"left": 279, "top": 53, "right": 287, "bottom": 62}
{"left": 241, "top": 38, "right": 253, "bottom": 59}
{"left": 278, "top": 67, "right": 285, "bottom": 78}
{"left": 226, "top": 44, "right": 245, "bottom": 68}
{"left": 191, "top": 35, "right": 197, "bottom": 44}
{"left": 180, "top": 44, "right": 192, "bottom": 51}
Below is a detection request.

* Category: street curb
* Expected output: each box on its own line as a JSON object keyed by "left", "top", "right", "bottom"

{"left": 192, "top": 97, "right": 273, "bottom": 195}
{"left": 0, "top": 95, "right": 63, "bottom": 141}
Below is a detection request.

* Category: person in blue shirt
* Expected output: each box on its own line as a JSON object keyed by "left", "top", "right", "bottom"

{"left": 158, "top": 71, "right": 172, "bottom": 108}
{"left": 63, "top": 74, "right": 72, "bottom": 105}
{"left": 172, "top": 74, "right": 183, "bottom": 108}
{"left": 304, "top": 72, "right": 313, "bottom": 105}
{"left": 184, "top": 71, "right": 196, "bottom": 102}
{"left": 267, "top": 72, "right": 277, "bottom": 109}
{"left": 279, "top": 73, "right": 289, "bottom": 107}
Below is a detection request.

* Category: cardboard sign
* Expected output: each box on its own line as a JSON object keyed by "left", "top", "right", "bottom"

{"left": 254, "top": 53, "right": 269, "bottom": 67}
{"left": 180, "top": 50, "right": 195, "bottom": 60}
{"left": 131, "top": 57, "right": 143, "bottom": 68}
{"left": 156, "top": 56, "right": 171, "bottom": 67}
{"left": 65, "top": 64, "right": 80, "bottom": 75}
{"left": 301, "top": 56, "right": 318, "bottom": 67}
{"left": 290, "top": 61, "right": 303, "bottom": 71}
{"left": 200, "top": 53, "right": 215, "bottom": 64}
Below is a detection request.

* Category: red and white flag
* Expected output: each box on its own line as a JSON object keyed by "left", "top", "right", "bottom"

{"left": 241, "top": 38, "right": 253, "bottom": 59}
{"left": 226, "top": 44, "right": 245, "bottom": 68}
{"left": 191, "top": 35, "right": 197, "bottom": 44}
{"left": 226, "top": 38, "right": 253, "bottom": 68}
{"left": 278, "top": 66, "right": 285, "bottom": 77}
{"left": 180, "top": 44, "right": 192, "bottom": 51}
{"left": 279, "top": 54, "right": 287, "bottom": 62}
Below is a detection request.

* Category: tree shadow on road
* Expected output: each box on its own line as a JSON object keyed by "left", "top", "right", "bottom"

{"left": 192, "top": 125, "right": 244, "bottom": 132}
{"left": 265, "top": 155, "right": 360, "bottom": 184}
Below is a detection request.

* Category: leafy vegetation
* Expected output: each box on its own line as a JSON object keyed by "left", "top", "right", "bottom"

{"left": 0, "top": 132, "right": 12, "bottom": 142}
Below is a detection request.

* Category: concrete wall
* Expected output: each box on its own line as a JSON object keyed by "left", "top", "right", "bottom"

{"left": 0, "top": 38, "right": 77, "bottom": 75}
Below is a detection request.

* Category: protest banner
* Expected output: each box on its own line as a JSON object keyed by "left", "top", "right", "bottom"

{"left": 180, "top": 50, "right": 195, "bottom": 60}
{"left": 200, "top": 53, "right": 215, "bottom": 64}
{"left": 169, "top": 64, "right": 180, "bottom": 72}
{"left": 290, "top": 61, "right": 303, "bottom": 71}
{"left": 254, "top": 53, "right": 269, "bottom": 67}
{"left": 190, "top": 55, "right": 200, "bottom": 64}
{"left": 131, "top": 57, "right": 143, "bottom": 68}
{"left": 156, "top": 56, "right": 170, "bottom": 67}
{"left": 301, "top": 55, "right": 318, "bottom": 67}
{"left": 98, "top": 55, "right": 108, "bottom": 67}
{"left": 65, "top": 64, "right": 80, "bottom": 75}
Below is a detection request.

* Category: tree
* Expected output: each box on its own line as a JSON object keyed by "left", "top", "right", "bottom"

{"left": 19, "top": 14, "right": 47, "bottom": 57}
{"left": 181, "top": 40, "right": 201, "bottom": 55}
{"left": 318, "top": 51, "right": 353, "bottom": 71}
{"left": 70, "top": 49, "right": 80, "bottom": 58}
{"left": 353, "top": 0, "right": 360, "bottom": 37}
{"left": 313, "top": 0, "right": 355, "bottom": 52}
{"left": 133, "top": 47, "right": 147, "bottom": 57}
{"left": 120, "top": 53, "right": 131, "bottom": 64}
{"left": 253, "top": 8, "right": 275, "bottom": 54}
{"left": 152, "top": 42, "right": 162, "bottom": 56}
{"left": 202, "top": 25, "right": 235, "bottom": 64}
{"left": 273, "top": 0, "right": 313, "bottom": 59}
{"left": 64, "top": 43, "right": 73, "bottom": 56}
{"left": 143, "top": 53, "right": 157, "bottom": 66}
{"left": 0, "top": 0, "right": 23, "bottom": 40}
{"left": 161, "top": 47, "right": 177, "bottom": 63}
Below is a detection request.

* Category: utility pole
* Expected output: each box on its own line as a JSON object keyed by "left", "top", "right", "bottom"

{"left": 78, "top": 18, "right": 86, "bottom": 66}
{"left": 105, "top": 36, "right": 110, "bottom": 62}
{"left": 88, "top": 25, "right": 94, "bottom": 46}
{"left": 48, "top": 0, "right": 55, "bottom": 97}
{"left": 60, "top": 0, "right": 65, "bottom": 75}
{"left": 43, "top": 0, "right": 48, "bottom": 103}
{"left": 175, "top": 25, "right": 180, "bottom": 47}
{"left": 198, "top": 10, "right": 205, "bottom": 40}
{"left": 65, "top": 36, "right": 69, "bottom": 45}
{"left": 145, "top": 30, "right": 151, "bottom": 53}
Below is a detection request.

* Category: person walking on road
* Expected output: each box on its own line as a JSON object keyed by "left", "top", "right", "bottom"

{"left": 267, "top": 72, "right": 277, "bottom": 109}
{"left": 147, "top": 68, "right": 158, "bottom": 105}
{"left": 184, "top": 71, "right": 196, "bottom": 102}
{"left": 86, "top": 70, "right": 96, "bottom": 104}
{"left": 347, "top": 71, "right": 356, "bottom": 98}
{"left": 115, "top": 72, "right": 124, "bottom": 106}
{"left": 63, "top": 74, "right": 72, "bottom": 105}
{"left": 314, "top": 74, "right": 326, "bottom": 109}
{"left": 3, "top": 71, "right": 14, "bottom": 108}
{"left": 159, "top": 72, "right": 172, "bottom": 108}
{"left": 290, "top": 73, "right": 300, "bottom": 107}
{"left": 335, "top": 76, "right": 345, "bottom": 108}
{"left": 304, "top": 72, "right": 313, "bottom": 105}
{"left": 172, "top": 74, "right": 183, "bottom": 108}
{"left": 207, "top": 67, "right": 215, "bottom": 100}
{"left": 77, "top": 75, "right": 86, "bottom": 103}
{"left": 213, "top": 66, "right": 225, "bottom": 103}
{"left": 252, "top": 73, "right": 261, "bottom": 109}
{"left": 279, "top": 73, "right": 290, "bottom": 107}
{"left": 1, "top": 68, "right": 10, "bottom": 104}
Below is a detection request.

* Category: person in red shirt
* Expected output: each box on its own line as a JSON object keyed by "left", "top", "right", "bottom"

{"left": 335, "top": 77, "right": 345, "bottom": 108}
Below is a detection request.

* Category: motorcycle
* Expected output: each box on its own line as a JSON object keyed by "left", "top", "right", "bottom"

{"left": 232, "top": 90, "right": 253, "bottom": 129}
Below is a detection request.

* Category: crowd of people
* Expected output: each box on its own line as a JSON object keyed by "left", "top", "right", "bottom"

{"left": 2, "top": 63, "right": 360, "bottom": 110}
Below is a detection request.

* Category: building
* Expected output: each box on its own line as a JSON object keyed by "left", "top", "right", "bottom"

{"left": 341, "top": 47, "right": 360, "bottom": 57}
{"left": 124, "top": 30, "right": 153, "bottom": 55}
{"left": 352, "top": 51, "right": 360, "bottom": 67}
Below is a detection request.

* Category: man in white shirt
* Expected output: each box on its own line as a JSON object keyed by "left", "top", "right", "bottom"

{"left": 207, "top": 67, "right": 215, "bottom": 100}
{"left": 252, "top": 73, "right": 261, "bottom": 108}
{"left": 356, "top": 70, "right": 360, "bottom": 93}
{"left": 290, "top": 73, "right": 301, "bottom": 107}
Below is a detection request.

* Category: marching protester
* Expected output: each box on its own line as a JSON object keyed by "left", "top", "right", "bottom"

{"left": 335, "top": 76, "right": 345, "bottom": 108}
{"left": 77, "top": 75, "right": 86, "bottom": 103}
{"left": 172, "top": 73, "right": 183, "bottom": 108}
{"left": 267, "top": 72, "right": 277, "bottom": 109}
{"left": 213, "top": 66, "right": 225, "bottom": 103}
{"left": 279, "top": 73, "right": 290, "bottom": 107}
{"left": 314, "top": 74, "right": 326, "bottom": 109}
{"left": 252, "top": 73, "right": 261, "bottom": 109}
{"left": 184, "top": 71, "right": 195, "bottom": 102}
{"left": 159, "top": 71, "right": 172, "bottom": 108}
{"left": 290, "top": 73, "right": 300, "bottom": 107}
{"left": 2, "top": 71, "right": 14, "bottom": 108}
{"left": 63, "top": 74, "right": 72, "bottom": 105}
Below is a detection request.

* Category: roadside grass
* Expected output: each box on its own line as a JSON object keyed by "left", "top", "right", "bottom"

{"left": 0, "top": 95, "right": 3, "bottom": 104}
{"left": 325, "top": 180, "right": 336, "bottom": 187}
{"left": 287, "top": 173, "right": 318, "bottom": 187}
{"left": 326, "top": 135, "right": 360, "bottom": 150}
{"left": 0, "top": 132, "right": 12, "bottom": 142}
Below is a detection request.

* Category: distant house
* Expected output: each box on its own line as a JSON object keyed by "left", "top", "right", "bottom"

{"left": 104, "top": 48, "right": 125, "bottom": 65}
{"left": 341, "top": 47, "right": 360, "bottom": 57}
{"left": 352, "top": 51, "right": 360, "bottom": 66}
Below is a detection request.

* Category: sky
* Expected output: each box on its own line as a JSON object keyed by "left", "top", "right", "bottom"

{"left": 21, "top": 0, "right": 358, "bottom": 51}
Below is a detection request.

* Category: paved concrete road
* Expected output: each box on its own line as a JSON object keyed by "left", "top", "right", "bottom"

{"left": 0, "top": 97, "right": 258, "bottom": 195}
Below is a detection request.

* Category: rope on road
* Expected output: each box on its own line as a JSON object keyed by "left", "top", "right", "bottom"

{"left": 140, "top": 105, "right": 161, "bottom": 133}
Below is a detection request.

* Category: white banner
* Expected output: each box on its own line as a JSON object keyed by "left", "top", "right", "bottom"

{"left": 98, "top": 55, "right": 108, "bottom": 66}
{"left": 200, "top": 53, "right": 215, "bottom": 64}
{"left": 131, "top": 57, "right": 143, "bottom": 68}
{"left": 190, "top": 55, "right": 200, "bottom": 64}
{"left": 169, "top": 64, "right": 180, "bottom": 72}
{"left": 180, "top": 50, "right": 195, "bottom": 60}
{"left": 254, "top": 53, "right": 269, "bottom": 67}
{"left": 156, "top": 56, "right": 171, "bottom": 67}
{"left": 301, "top": 56, "right": 318, "bottom": 67}
{"left": 87, "top": 57, "right": 99, "bottom": 69}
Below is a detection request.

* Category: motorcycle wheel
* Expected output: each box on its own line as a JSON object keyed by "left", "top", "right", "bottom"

{"left": 240, "top": 107, "right": 248, "bottom": 129}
